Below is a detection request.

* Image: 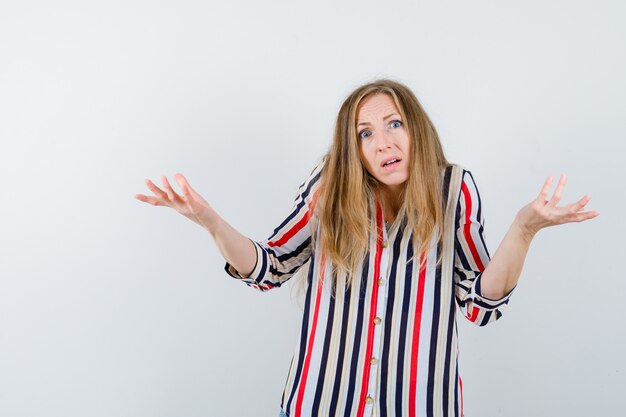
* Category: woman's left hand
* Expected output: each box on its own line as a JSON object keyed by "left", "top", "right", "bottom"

{"left": 514, "top": 174, "right": 600, "bottom": 239}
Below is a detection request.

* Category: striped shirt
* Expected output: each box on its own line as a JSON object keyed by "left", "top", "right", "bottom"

{"left": 225, "top": 159, "right": 515, "bottom": 417}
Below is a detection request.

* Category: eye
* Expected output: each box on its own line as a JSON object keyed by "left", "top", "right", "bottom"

{"left": 359, "top": 129, "right": 372, "bottom": 139}
{"left": 389, "top": 120, "right": 403, "bottom": 129}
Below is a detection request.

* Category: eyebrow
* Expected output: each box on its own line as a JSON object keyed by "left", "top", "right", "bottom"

{"left": 357, "top": 113, "right": 401, "bottom": 127}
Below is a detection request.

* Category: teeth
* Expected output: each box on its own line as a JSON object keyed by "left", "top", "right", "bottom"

{"left": 384, "top": 159, "right": 399, "bottom": 166}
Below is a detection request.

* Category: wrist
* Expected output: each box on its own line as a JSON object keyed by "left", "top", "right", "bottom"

{"left": 512, "top": 216, "right": 537, "bottom": 243}
{"left": 202, "top": 212, "right": 223, "bottom": 236}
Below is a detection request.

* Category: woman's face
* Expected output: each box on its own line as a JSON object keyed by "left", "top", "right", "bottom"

{"left": 357, "top": 93, "right": 411, "bottom": 194}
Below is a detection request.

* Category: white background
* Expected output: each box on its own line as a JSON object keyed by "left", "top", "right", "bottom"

{"left": 1, "top": 1, "right": 624, "bottom": 416}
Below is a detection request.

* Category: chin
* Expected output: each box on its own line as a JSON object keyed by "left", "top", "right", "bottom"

{"left": 379, "top": 178, "right": 408, "bottom": 190}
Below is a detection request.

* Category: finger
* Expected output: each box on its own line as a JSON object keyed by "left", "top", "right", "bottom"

{"left": 572, "top": 210, "right": 600, "bottom": 222}
{"left": 134, "top": 194, "right": 161, "bottom": 206}
{"left": 175, "top": 173, "right": 213, "bottom": 210}
{"left": 174, "top": 174, "right": 200, "bottom": 213}
{"left": 174, "top": 173, "right": 189, "bottom": 195}
{"left": 175, "top": 173, "right": 204, "bottom": 201}
{"left": 548, "top": 174, "right": 567, "bottom": 207}
{"left": 570, "top": 194, "right": 591, "bottom": 212}
{"left": 144, "top": 179, "right": 167, "bottom": 199}
{"left": 162, "top": 176, "right": 180, "bottom": 201}
{"left": 537, "top": 175, "right": 554, "bottom": 201}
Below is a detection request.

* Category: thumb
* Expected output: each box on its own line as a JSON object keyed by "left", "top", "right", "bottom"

{"left": 174, "top": 173, "right": 193, "bottom": 195}
{"left": 174, "top": 173, "right": 210, "bottom": 206}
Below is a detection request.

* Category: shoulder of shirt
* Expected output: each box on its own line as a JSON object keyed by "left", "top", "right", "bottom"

{"left": 307, "top": 154, "right": 328, "bottom": 178}
{"left": 442, "top": 164, "right": 477, "bottom": 210}
{"left": 442, "top": 162, "right": 471, "bottom": 179}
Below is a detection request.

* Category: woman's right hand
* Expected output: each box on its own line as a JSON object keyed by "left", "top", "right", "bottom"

{"left": 134, "top": 173, "right": 220, "bottom": 231}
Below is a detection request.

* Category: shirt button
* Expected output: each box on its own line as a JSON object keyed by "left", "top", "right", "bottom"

{"left": 378, "top": 278, "right": 385, "bottom": 286}
{"left": 366, "top": 396, "right": 374, "bottom": 404}
{"left": 370, "top": 357, "right": 378, "bottom": 365}
{"left": 373, "top": 316, "right": 382, "bottom": 325}
{"left": 381, "top": 240, "right": 388, "bottom": 248}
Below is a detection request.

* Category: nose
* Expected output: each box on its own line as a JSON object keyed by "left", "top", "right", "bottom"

{"left": 376, "top": 129, "right": 393, "bottom": 151}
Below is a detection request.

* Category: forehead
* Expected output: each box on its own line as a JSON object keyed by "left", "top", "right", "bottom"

{"left": 357, "top": 93, "right": 400, "bottom": 122}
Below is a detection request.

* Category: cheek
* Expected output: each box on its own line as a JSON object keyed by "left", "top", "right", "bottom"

{"left": 403, "top": 134, "right": 412, "bottom": 153}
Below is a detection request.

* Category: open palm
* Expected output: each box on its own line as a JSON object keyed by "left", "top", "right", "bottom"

{"left": 516, "top": 174, "right": 599, "bottom": 237}
{"left": 134, "top": 173, "right": 218, "bottom": 229}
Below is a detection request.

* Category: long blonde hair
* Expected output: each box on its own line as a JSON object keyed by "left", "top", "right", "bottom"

{"left": 293, "top": 79, "right": 452, "bottom": 299}
{"left": 302, "top": 79, "right": 453, "bottom": 294}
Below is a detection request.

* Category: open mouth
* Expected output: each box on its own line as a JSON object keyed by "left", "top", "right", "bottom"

{"left": 382, "top": 158, "right": 401, "bottom": 169}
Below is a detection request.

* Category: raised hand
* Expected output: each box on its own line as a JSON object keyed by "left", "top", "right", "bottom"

{"left": 515, "top": 174, "right": 600, "bottom": 238}
{"left": 134, "top": 173, "right": 220, "bottom": 230}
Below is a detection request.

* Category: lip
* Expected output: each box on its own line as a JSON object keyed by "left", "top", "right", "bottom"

{"left": 380, "top": 156, "right": 402, "bottom": 167}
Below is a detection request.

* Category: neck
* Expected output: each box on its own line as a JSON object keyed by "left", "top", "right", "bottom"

{"left": 378, "top": 186, "right": 403, "bottom": 224}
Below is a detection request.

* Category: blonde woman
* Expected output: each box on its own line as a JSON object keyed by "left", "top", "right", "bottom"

{"left": 135, "top": 80, "right": 598, "bottom": 417}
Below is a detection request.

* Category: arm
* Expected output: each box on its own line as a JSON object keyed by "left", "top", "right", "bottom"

{"left": 479, "top": 173, "right": 599, "bottom": 299}
{"left": 135, "top": 171, "right": 258, "bottom": 278}
{"left": 206, "top": 216, "right": 257, "bottom": 278}
{"left": 453, "top": 170, "right": 514, "bottom": 326}
{"left": 222, "top": 158, "right": 325, "bottom": 291}
{"left": 134, "top": 157, "right": 325, "bottom": 291}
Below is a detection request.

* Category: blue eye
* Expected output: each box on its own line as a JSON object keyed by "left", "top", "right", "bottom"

{"left": 359, "top": 130, "right": 372, "bottom": 139}
{"left": 389, "top": 120, "right": 403, "bottom": 129}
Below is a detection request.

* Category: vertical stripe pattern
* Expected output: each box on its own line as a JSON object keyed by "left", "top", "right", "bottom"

{"left": 225, "top": 160, "right": 515, "bottom": 417}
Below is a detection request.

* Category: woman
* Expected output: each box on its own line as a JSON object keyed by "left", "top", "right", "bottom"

{"left": 135, "top": 79, "right": 598, "bottom": 417}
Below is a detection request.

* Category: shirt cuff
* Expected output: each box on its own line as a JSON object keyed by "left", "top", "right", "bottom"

{"left": 471, "top": 272, "right": 516, "bottom": 310}
{"left": 224, "top": 239, "right": 267, "bottom": 284}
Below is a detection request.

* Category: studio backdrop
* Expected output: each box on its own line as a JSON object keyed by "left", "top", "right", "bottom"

{"left": 1, "top": 1, "right": 624, "bottom": 416}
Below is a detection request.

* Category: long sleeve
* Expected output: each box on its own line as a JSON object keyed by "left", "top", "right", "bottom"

{"left": 224, "top": 157, "right": 325, "bottom": 292}
{"left": 453, "top": 170, "right": 514, "bottom": 326}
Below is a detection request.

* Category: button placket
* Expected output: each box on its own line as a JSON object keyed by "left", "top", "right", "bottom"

{"left": 364, "top": 228, "right": 391, "bottom": 413}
